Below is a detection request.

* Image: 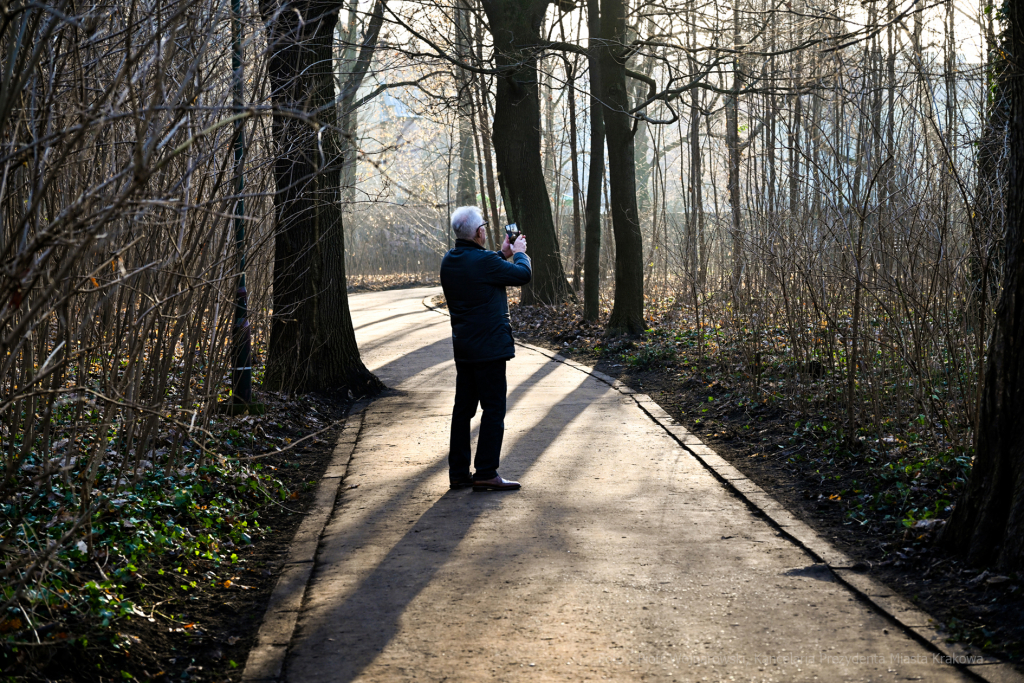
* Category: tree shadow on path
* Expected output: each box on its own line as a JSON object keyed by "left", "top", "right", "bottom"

{"left": 283, "top": 357, "right": 611, "bottom": 682}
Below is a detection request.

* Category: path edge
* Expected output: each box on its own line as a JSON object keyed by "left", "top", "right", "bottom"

{"left": 521, "top": 340, "right": 1023, "bottom": 683}
{"left": 422, "top": 293, "right": 1021, "bottom": 683}
{"left": 241, "top": 398, "right": 372, "bottom": 681}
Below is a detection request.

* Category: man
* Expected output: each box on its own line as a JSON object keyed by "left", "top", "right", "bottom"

{"left": 440, "top": 206, "right": 531, "bottom": 492}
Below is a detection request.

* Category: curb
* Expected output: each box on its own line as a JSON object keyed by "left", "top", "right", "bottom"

{"left": 511, "top": 338, "right": 1023, "bottom": 683}
{"left": 241, "top": 399, "right": 372, "bottom": 681}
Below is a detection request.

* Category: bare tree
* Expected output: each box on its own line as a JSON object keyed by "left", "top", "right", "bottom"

{"left": 260, "top": 0, "right": 384, "bottom": 395}
{"left": 479, "top": 0, "right": 572, "bottom": 304}
{"left": 599, "top": 0, "right": 644, "bottom": 334}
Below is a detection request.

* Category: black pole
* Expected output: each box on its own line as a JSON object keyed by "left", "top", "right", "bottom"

{"left": 230, "top": 0, "right": 252, "bottom": 406}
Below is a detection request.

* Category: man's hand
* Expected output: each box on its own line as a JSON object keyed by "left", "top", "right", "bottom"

{"left": 511, "top": 234, "right": 527, "bottom": 254}
{"left": 500, "top": 234, "right": 513, "bottom": 259}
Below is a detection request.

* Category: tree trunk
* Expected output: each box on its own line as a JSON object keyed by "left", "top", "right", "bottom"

{"left": 689, "top": 75, "right": 705, "bottom": 291}
{"left": 470, "top": 98, "right": 497, "bottom": 248}
{"left": 261, "top": 0, "right": 383, "bottom": 396}
{"left": 455, "top": 0, "right": 477, "bottom": 206}
{"left": 789, "top": 1, "right": 803, "bottom": 216}
{"left": 969, "top": 43, "right": 1008, "bottom": 435}
{"left": 542, "top": 52, "right": 556, "bottom": 194}
{"left": 632, "top": 87, "right": 651, "bottom": 223}
{"left": 338, "top": 0, "right": 360, "bottom": 205}
{"left": 629, "top": 18, "right": 655, "bottom": 226}
{"left": 566, "top": 58, "right": 583, "bottom": 292}
{"left": 600, "top": 0, "right": 644, "bottom": 334}
{"left": 481, "top": 0, "right": 570, "bottom": 305}
{"left": 582, "top": 0, "right": 604, "bottom": 322}
{"left": 726, "top": 0, "right": 743, "bottom": 301}
{"left": 477, "top": 79, "right": 503, "bottom": 240}
{"left": 942, "top": 0, "right": 1024, "bottom": 572}
{"left": 766, "top": 6, "right": 776, "bottom": 216}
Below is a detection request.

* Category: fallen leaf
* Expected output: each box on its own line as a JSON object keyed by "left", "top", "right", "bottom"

{"left": 0, "top": 618, "right": 22, "bottom": 632}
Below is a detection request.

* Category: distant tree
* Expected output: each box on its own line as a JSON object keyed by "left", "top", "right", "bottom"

{"left": 479, "top": 0, "right": 572, "bottom": 304}
{"left": 941, "top": 1, "right": 1024, "bottom": 571}
{"left": 598, "top": 0, "right": 644, "bottom": 334}
{"left": 582, "top": 0, "right": 604, "bottom": 322}
{"left": 455, "top": 0, "right": 478, "bottom": 206}
{"left": 261, "top": 0, "right": 385, "bottom": 395}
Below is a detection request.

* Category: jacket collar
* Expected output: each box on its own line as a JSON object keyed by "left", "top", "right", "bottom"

{"left": 454, "top": 238, "right": 485, "bottom": 250}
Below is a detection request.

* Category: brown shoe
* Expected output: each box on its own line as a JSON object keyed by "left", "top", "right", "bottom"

{"left": 472, "top": 475, "right": 521, "bottom": 492}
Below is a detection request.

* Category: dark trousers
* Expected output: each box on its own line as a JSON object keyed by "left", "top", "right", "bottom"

{"left": 449, "top": 359, "right": 506, "bottom": 481}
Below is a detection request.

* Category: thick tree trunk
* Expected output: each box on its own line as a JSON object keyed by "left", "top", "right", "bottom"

{"left": 942, "top": 0, "right": 1024, "bottom": 572}
{"left": 480, "top": 0, "right": 570, "bottom": 305}
{"left": 969, "top": 54, "right": 1008, "bottom": 434}
{"left": 582, "top": 0, "right": 604, "bottom": 322}
{"left": 261, "top": 0, "right": 383, "bottom": 396}
{"left": 600, "top": 0, "right": 644, "bottom": 334}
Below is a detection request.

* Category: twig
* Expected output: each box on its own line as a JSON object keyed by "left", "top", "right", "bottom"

{"left": 230, "top": 419, "right": 346, "bottom": 461}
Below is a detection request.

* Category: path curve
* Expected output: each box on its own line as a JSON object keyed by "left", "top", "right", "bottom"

{"left": 282, "top": 286, "right": 971, "bottom": 683}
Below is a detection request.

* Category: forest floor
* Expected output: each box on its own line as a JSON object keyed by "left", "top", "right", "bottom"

{"left": 4, "top": 391, "right": 355, "bottom": 683}
{"left": 504, "top": 294, "right": 1024, "bottom": 671}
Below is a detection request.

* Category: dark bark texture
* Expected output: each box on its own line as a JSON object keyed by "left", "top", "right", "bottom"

{"left": 942, "top": 0, "right": 1024, "bottom": 571}
{"left": 480, "top": 0, "right": 570, "bottom": 305}
{"left": 599, "top": 0, "right": 644, "bottom": 334}
{"left": 260, "top": 0, "right": 383, "bottom": 396}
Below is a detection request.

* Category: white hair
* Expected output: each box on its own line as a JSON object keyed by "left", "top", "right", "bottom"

{"left": 450, "top": 206, "right": 484, "bottom": 240}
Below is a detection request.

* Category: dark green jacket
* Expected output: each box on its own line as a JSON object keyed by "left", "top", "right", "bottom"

{"left": 440, "top": 239, "right": 532, "bottom": 363}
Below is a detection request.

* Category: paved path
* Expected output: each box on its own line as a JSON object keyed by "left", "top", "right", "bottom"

{"left": 283, "top": 287, "right": 969, "bottom": 683}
